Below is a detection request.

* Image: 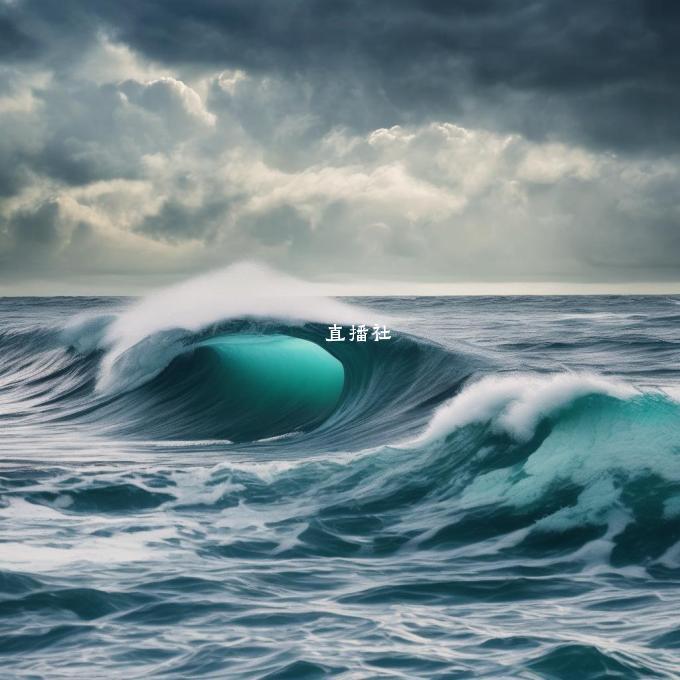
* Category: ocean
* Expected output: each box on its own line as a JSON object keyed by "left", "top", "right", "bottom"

{"left": 1, "top": 285, "right": 679, "bottom": 678}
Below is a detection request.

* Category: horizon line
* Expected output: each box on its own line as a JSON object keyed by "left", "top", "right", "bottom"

{"left": 1, "top": 280, "right": 680, "bottom": 297}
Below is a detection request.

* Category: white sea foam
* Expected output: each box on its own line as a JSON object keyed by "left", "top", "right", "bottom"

{"left": 0, "top": 533, "right": 166, "bottom": 571}
{"left": 93, "top": 262, "right": 374, "bottom": 393}
{"left": 416, "top": 372, "right": 639, "bottom": 444}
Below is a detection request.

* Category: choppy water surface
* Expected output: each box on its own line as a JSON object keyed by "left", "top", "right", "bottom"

{"left": 1, "top": 281, "right": 679, "bottom": 678}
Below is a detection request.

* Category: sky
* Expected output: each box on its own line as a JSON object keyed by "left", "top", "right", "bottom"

{"left": 1, "top": 0, "right": 679, "bottom": 294}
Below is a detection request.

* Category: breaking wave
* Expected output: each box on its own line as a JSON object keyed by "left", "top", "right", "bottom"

{"left": 2, "top": 268, "right": 680, "bottom": 678}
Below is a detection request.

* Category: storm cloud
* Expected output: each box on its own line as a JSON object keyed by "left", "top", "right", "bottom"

{"left": 0, "top": 0, "right": 679, "bottom": 289}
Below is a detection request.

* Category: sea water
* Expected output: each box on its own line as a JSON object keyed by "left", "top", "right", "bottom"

{"left": 0, "top": 284, "right": 679, "bottom": 678}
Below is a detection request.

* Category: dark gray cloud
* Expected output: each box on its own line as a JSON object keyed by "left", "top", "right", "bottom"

{"left": 138, "top": 197, "right": 233, "bottom": 243}
{"left": 0, "top": 13, "right": 37, "bottom": 61}
{"left": 0, "top": 0, "right": 679, "bottom": 289}
{"left": 4, "top": 0, "right": 680, "bottom": 152}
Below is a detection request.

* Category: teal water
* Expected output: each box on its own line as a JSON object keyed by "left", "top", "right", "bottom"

{"left": 194, "top": 335, "right": 344, "bottom": 441}
{"left": 0, "top": 295, "right": 679, "bottom": 678}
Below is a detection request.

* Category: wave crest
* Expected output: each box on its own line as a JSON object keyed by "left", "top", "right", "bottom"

{"left": 415, "top": 372, "right": 644, "bottom": 444}
{"left": 95, "top": 263, "right": 376, "bottom": 393}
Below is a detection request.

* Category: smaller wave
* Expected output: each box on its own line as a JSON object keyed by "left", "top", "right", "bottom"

{"left": 557, "top": 312, "right": 644, "bottom": 321}
{"left": 60, "top": 313, "right": 117, "bottom": 355}
{"left": 414, "top": 372, "right": 641, "bottom": 444}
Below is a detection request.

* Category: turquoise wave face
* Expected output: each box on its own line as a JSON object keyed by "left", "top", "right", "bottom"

{"left": 24, "top": 318, "right": 471, "bottom": 444}
{"left": 193, "top": 334, "right": 345, "bottom": 441}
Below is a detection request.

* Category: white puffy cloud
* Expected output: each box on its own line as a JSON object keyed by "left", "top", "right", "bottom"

{"left": 1, "top": 34, "right": 679, "bottom": 289}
